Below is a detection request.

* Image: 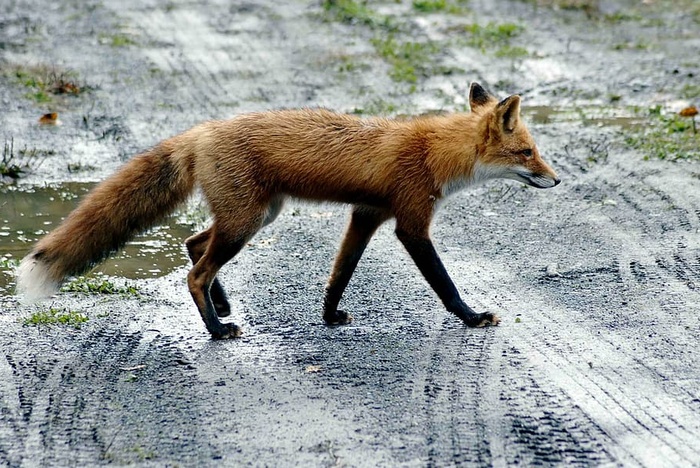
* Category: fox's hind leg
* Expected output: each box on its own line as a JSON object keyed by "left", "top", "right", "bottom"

{"left": 186, "top": 228, "right": 231, "bottom": 317}
{"left": 324, "top": 206, "right": 390, "bottom": 325}
{"left": 185, "top": 196, "right": 284, "bottom": 318}
{"left": 188, "top": 205, "right": 267, "bottom": 339}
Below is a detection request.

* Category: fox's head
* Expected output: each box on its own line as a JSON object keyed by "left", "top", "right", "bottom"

{"left": 469, "top": 82, "right": 560, "bottom": 189}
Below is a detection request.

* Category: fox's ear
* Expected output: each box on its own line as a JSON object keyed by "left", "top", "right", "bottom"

{"left": 469, "top": 82, "right": 495, "bottom": 110}
{"left": 495, "top": 94, "right": 521, "bottom": 132}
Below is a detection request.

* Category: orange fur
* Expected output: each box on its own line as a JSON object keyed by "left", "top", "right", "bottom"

{"left": 17, "top": 83, "right": 559, "bottom": 339}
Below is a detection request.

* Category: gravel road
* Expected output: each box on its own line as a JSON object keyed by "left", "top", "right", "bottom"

{"left": 1, "top": 0, "right": 699, "bottom": 466}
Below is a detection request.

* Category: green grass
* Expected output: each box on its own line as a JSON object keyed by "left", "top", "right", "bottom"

{"left": 462, "top": 22, "right": 526, "bottom": 54}
{"left": 412, "top": 0, "right": 469, "bottom": 14}
{"left": 495, "top": 45, "right": 529, "bottom": 58}
{"left": 371, "top": 35, "right": 440, "bottom": 84}
{"left": 625, "top": 106, "right": 700, "bottom": 161}
{"left": 321, "top": 0, "right": 393, "bottom": 29}
{"left": 603, "top": 11, "right": 642, "bottom": 23}
{"left": 99, "top": 33, "right": 138, "bottom": 47}
{"left": 322, "top": 0, "right": 465, "bottom": 90}
{"left": 61, "top": 276, "right": 139, "bottom": 296}
{"left": 514, "top": 0, "right": 599, "bottom": 13}
{"left": 25, "top": 90, "right": 52, "bottom": 103}
{"left": 9, "top": 65, "right": 83, "bottom": 103}
{"left": 464, "top": 22, "right": 524, "bottom": 47}
{"left": 24, "top": 308, "right": 88, "bottom": 329}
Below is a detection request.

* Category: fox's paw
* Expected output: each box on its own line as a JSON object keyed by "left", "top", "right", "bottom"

{"left": 476, "top": 312, "right": 501, "bottom": 327}
{"left": 462, "top": 312, "right": 500, "bottom": 328}
{"left": 323, "top": 309, "right": 353, "bottom": 326}
{"left": 211, "top": 323, "right": 243, "bottom": 340}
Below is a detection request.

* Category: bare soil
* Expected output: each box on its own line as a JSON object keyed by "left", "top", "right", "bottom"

{"left": 1, "top": 0, "right": 699, "bottom": 466}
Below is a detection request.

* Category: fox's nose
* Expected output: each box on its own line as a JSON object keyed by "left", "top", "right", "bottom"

{"left": 553, "top": 178, "right": 561, "bottom": 186}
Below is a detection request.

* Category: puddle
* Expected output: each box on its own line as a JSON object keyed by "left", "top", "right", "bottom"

{"left": 523, "top": 105, "right": 644, "bottom": 128}
{"left": 0, "top": 182, "right": 199, "bottom": 295}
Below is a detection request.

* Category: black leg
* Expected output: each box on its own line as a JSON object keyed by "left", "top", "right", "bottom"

{"left": 395, "top": 229, "right": 500, "bottom": 327}
{"left": 323, "top": 206, "right": 390, "bottom": 324}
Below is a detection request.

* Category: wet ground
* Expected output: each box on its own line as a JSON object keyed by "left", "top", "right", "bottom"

{"left": 1, "top": 0, "right": 700, "bottom": 465}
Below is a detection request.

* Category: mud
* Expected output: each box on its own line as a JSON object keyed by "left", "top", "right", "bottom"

{"left": 1, "top": 0, "right": 700, "bottom": 466}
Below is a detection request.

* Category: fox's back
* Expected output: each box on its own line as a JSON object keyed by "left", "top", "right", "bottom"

{"left": 201, "top": 109, "right": 407, "bottom": 203}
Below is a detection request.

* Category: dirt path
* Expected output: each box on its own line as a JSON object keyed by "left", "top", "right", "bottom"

{"left": 1, "top": 0, "right": 699, "bottom": 466}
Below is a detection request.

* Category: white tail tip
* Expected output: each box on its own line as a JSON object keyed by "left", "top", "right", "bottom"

{"left": 16, "top": 256, "right": 60, "bottom": 303}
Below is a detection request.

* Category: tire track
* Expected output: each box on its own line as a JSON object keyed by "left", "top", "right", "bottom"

{"left": 418, "top": 322, "right": 495, "bottom": 466}
{"left": 0, "top": 323, "right": 215, "bottom": 466}
{"left": 264, "top": 209, "right": 629, "bottom": 466}
{"left": 493, "top": 348, "right": 615, "bottom": 466}
{"left": 449, "top": 253, "right": 700, "bottom": 466}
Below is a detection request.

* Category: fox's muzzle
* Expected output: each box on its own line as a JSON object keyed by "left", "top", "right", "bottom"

{"left": 512, "top": 168, "right": 560, "bottom": 189}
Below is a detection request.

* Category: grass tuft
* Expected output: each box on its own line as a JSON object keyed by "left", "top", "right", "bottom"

{"left": 412, "top": 0, "right": 469, "bottom": 14}
{"left": 463, "top": 22, "right": 525, "bottom": 50}
{"left": 371, "top": 36, "right": 440, "bottom": 84}
{"left": 321, "top": 0, "right": 393, "bottom": 29}
{"left": 8, "top": 65, "right": 85, "bottom": 103}
{"left": 24, "top": 308, "right": 88, "bottom": 329}
{"left": 625, "top": 105, "right": 700, "bottom": 160}
{"left": 61, "top": 276, "right": 139, "bottom": 296}
{"left": 1, "top": 139, "right": 50, "bottom": 179}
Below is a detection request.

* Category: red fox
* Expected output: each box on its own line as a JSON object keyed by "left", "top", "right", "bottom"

{"left": 16, "top": 83, "right": 559, "bottom": 339}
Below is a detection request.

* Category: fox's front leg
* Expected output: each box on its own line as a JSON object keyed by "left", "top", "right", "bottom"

{"left": 323, "top": 206, "right": 390, "bottom": 324}
{"left": 395, "top": 224, "right": 500, "bottom": 328}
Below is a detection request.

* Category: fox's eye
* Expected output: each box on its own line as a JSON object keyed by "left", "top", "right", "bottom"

{"left": 521, "top": 148, "right": 533, "bottom": 158}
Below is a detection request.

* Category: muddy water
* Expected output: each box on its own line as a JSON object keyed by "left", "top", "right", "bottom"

{"left": 0, "top": 183, "right": 194, "bottom": 294}
{"left": 523, "top": 105, "right": 644, "bottom": 128}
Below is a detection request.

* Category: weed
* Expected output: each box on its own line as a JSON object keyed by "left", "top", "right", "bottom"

{"left": 26, "top": 91, "right": 52, "bottom": 103}
{"left": 321, "top": 0, "right": 452, "bottom": 88}
{"left": 412, "top": 0, "right": 469, "bottom": 14}
{"left": 62, "top": 276, "right": 139, "bottom": 296}
{"left": 515, "top": 0, "right": 600, "bottom": 14}
{"left": 24, "top": 307, "right": 88, "bottom": 329}
{"left": 1, "top": 139, "right": 49, "bottom": 179}
{"left": 495, "top": 45, "right": 529, "bottom": 58}
{"left": 322, "top": 0, "right": 392, "bottom": 29}
{"left": 462, "top": 22, "right": 525, "bottom": 54}
{"left": 334, "top": 55, "right": 371, "bottom": 74}
{"left": 371, "top": 35, "right": 440, "bottom": 84}
{"left": 0, "top": 257, "right": 19, "bottom": 271}
{"left": 9, "top": 65, "right": 84, "bottom": 103}
{"left": 612, "top": 41, "right": 649, "bottom": 51}
{"left": 99, "top": 33, "right": 137, "bottom": 47}
{"left": 625, "top": 106, "right": 700, "bottom": 160}
{"left": 603, "top": 11, "right": 641, "bottom": 23}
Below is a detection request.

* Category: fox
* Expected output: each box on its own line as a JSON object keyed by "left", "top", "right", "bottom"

{"left": 16, "top": 82, "right": 559, "bottom": 339}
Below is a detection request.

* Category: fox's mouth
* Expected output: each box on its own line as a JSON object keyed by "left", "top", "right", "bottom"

{"left": 511, "top": 170, "right": 561, "bottom": 189}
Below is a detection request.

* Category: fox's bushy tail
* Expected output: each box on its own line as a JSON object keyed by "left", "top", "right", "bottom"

{"left": 16, "top": 140, "right": 195, "bottom": 300}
